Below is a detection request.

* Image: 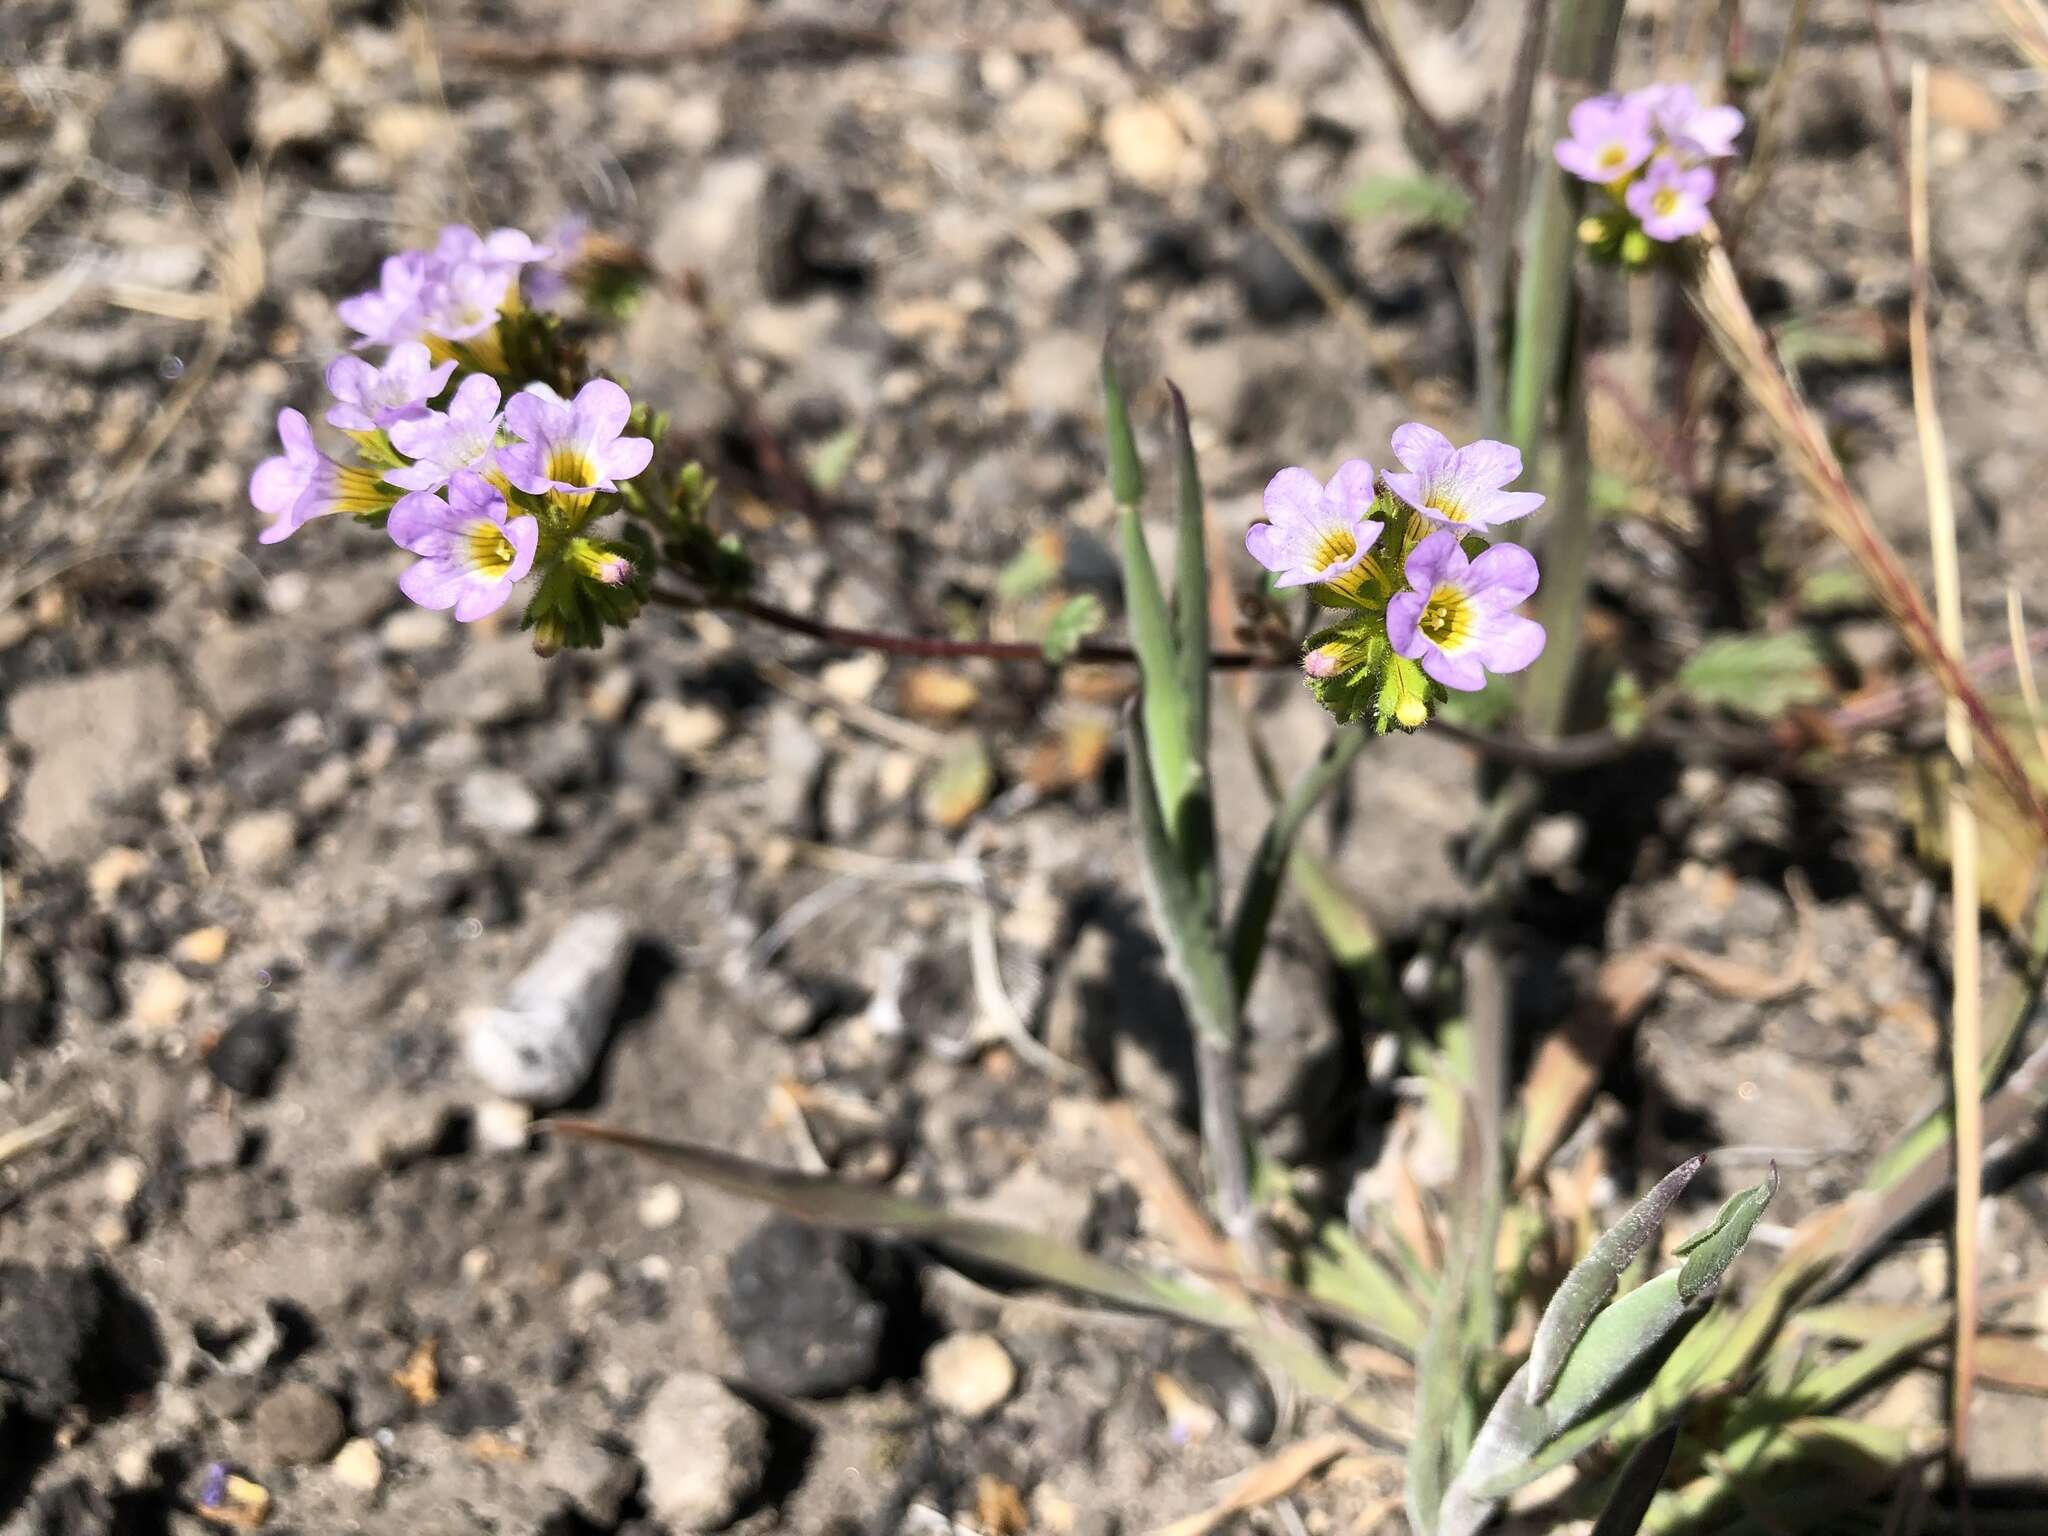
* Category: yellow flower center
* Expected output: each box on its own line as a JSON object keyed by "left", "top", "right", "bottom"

{"left": 464, "top": 520, "right": 518, "bottom": 579}
{"left": 1428, "top": 491, "right": 1467, "bottom": 524}
{"left": 1311, "top": 527, "right": 1358, "bottom": 572}
{"left": 1652, "top": 187, "right": 1681, "bottom": 217}
{"left": 1419, "top": 586, "right": 1475, "bottom": 652}
{"left": 1598, "top": 142, "right": 1630, "bottom": 170}
{"left": 546, "top": 446, "right": 598, "bottom": 488}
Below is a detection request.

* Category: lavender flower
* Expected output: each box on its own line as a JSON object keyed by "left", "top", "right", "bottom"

{"left": 500, "top": 379, "right": 654, "bottom": 503}
{"left": 389, "top": 471, "right": 539, "bottom": 621}
{"left": 1553, "top": 95, "right": 1656, "bottom": 184}
{"left": 250, "top": 408, "right": 393, "bottom": 544}
{"left": 1382, "top": 424, "right": 1544, "bottom": 534}
{"left": 337, "top": 250, "right": 434, "bottom": 348}
{"left": 387, "top": 375, "right": 505, "bottom": 491}
{"left": 523, "top": 214, "right": 588, "bottom": 309}
{"left": 1626, "top": 157, "right": 1717, "bottom": 242}
{"left": 1387, "top": 530, "right": 1546, "bottom": 692}
{"left": 1636, "top": 83, "right": 1744, "bottom": 159}
{"left": 1243, "top": 460, "right": 1383, "bottom": 595}
{"left": 432, "top": 224, "right": 552, "bottom": 273}
{"left": 324, "top": 341, "right": 456, "bottom": 432}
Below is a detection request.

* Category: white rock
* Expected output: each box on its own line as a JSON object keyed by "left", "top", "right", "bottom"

{"left": 922, "top": 1332, "right": 1017, "bottom": 1418}
{"left": 464, "top": 910, "right": 634, "bottom": 1105}
{"left": 223, "top": 810, "right": 298, "bottom": 875}
{"left": 1103, "top": 100, "right": 1190, "bottom": 192}
{"left": 473, "top": 1098, "right": 534, "bottom": 1153}
{"left": 632, "top": 1372, "right": 770, "bottom": 1531}
{"left": 122, "top": 17, "right": 229, "bottom": 95}
{"left": 1001, "top": 78, "right": 1094, "bottom": 173}
{"left": 457, "top": 767, "right": 544, "bottom": 837}
{"left": 637, "top": 1182, "right": 685, "bottom": 1230}
{"left": 331, "top": 1437, "right": 383, "bottom": 1492}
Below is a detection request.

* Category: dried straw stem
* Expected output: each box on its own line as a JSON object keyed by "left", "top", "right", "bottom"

{"left": 1904, "top": 63, "right": 1982, "bottom": 1471}
{"left": 1683, "top": 240, "right": 2048, "bottom": 851}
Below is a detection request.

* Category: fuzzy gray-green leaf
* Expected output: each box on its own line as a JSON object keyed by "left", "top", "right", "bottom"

{"left": 1588, "top": 1420, "right": 1682, "bottom": 1536}
{"left": 1676, "top": 1165, "right": 1778, "bottom": 1301}
{"left": 1101, "top": 350, "right": 1145, "bottom": 508}
{"left": 1527, "top": 1156, "right": 1704, "bottom": 1403}
{"left": 1127, "top": 714, "right": 1237, "bottom": 1051}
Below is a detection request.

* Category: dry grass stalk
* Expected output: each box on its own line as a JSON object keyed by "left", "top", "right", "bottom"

{"left": 1684, "top": 239, "right": 2048, "bottom": 852}
{"left": 1989, "top": 0, "right": 2048, "bottom": 72}
{"left": 1905, "top": 62, "right": 1983, "bottom": 1471}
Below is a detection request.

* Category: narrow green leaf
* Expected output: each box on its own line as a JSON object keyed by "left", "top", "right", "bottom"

{"left": 1304, "top": 1224, "right": 1428, "bottom": 1352}
{"left": 1588, "top": 1420, "right": 1683, "bottom": 1536}
{"left": 1118, "top": 503, "right": 1194, "bottom": 832}
{"left": 1227, "top": 727, "right": 1371, "bottom": 1001}
{"left": 1100, "top": 350, "right": 1145, "bottom": 507}
{"left": 1167, "top": 382, "right": 1211, "bottom": 770}
{"left": 1528, "top": 1157, "right": 1706, "bottom": 1403}
{"left": 1126, "top": 714, "right": 1238, "bottom": 1051}
{"left": 804, "top": 424, "right": 862, "bottom": 493}
{"left": 1676, "top": 1165, "right": 1779, "bottom": 1301}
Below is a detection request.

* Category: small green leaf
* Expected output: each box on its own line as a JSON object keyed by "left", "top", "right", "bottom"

{"left": 1345, "top": 172, "right": 1475, "bottom": 231}
{"left": 1041, "top": 594, "right": 1105, "bottom": 664}
{"left": 1101, "top": 351, "right": 1145, "bottom": 508}
{"left": 804, "top": 425, "right": 862, "bottom": 493}
{"left": 1676, "top": 1165, "right": 1779, "bottom": 1301}
{"left": 1798, "top": 565, "right": 1876, "bottom": 615}
{"left": 1676, "top": 631, "right": 1833, "bottom": 719}
{"left": 1608, "top": 670, "right": 1647, "bottom": 739}
{"left": 1527, "top": 1157, "right": 1705, "bottom": 1404}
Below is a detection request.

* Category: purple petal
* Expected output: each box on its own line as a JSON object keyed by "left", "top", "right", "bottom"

{"left": 1321, "top": 459, "right": 1377, "bottom": 516}
{"left": 1464, "top": 541, "right": 1541, "bottom": 609}
{"left": 326, "top": 354, "right": 376, "bottom": 405}
{"left": 571, "top": 379, "right": 633, "bottom": 440}
{"left": 1390, "top": 423, "right": 1455, "bottom": 477}
{"left": 601, "top": 435, "right": 654, "bottom": 484}
{"left": 450, "top": 373, "right": 503, "bottom": 426}
{"left": 384, "top": 460, "right": 451, "bottom": 492}
{"left": 276, "top": 408, "right": 315, "bottom": 461}
{"left": 1474, "top": 613, "right": 1546, "bottom": 675}
{"left": 503, "top": 388, "right": 556, "bottom": 444}
{"left": 453, "top": 577, "right": 516, "bottom": 623}
{"left": 1450, "top": 439, "right": 1523, "bottom": 491}
{"left": 1553, "top": 141, "right": 1603, "bottom": 181}
{"left": 1401, "top": 529, "right": 1467, "bottom": 592}
{"left": 400, "top": 558, "right": 469, "bottom": 611}
{"left": 1380, "top": 470, "right": 1431, "bottom": 515}
{"left": 496, "top": 442, "right": 551, "bottom": 497}
{"left": 1262, "top": 467, "right": 1323, "bottom": 529}
{"left": 1477, "top": 490, "right": 1545, "bottom": 525}
{"left": 1566, "top": 96, "right": 1621, "bottom": 143}
{"left": 1386, "top": 591, "right": 1425, "bottom": 659}
{"left": 250, "top": 455, "right": 304, "bottom": 516}
{"left": 1245, "top": 521, "right": 1290, "bottom": 573}
{"left": 1421, "top": 647, "right": 1488, "bottom": 692}
{"left": 502, "top": 516, "right": 539, "bottom": 582}
{"left": 446, "top": 470, "right": 504, "bottom": 521}
{"left": 388, "top": 491, "right": 463, "bottom": 552}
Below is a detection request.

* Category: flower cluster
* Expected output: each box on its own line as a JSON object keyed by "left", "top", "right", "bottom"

{"left": 1555, "top": 84, "right": 1743, "bottom": 263}
{"left": 249, "top": 223, "right": 663, "bottom": 650}
{"left": 1245, "top": 426, "right": 1547, "bottom": 732}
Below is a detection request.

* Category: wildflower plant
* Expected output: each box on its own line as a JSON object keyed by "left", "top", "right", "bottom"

{"left": 248, "top": 222, "right": 680, "bottom": 652}
{"left": 1556, "top": 83, "right": 1744, "bottom": 265}
{"left": 1247, "top": 430, "right": 1548, "bottom": 731}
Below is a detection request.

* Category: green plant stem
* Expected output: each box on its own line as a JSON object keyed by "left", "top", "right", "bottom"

{"left": 1228, "top": 726, "right": 1372, "bottom": 1001}
{"left": 1477, "top": 0, "right": 1554, "bottom": 437}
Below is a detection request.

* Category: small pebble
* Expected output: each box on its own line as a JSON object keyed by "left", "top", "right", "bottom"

{"left": 331, "top": 1437, "right": 382, "bottom": 1492}
{"left": 922, "top": 1332, "right": 1018, "bottom": 1419}
{"left": 102, "top": 1154, "right": 147, "bottom": 1207}
{"left": 250, "top": 1381, "right": 348, "bottom": 1467}
{"left": 631, "top": 1371, "right": 770, "bottom": 1531}
{"left": 464, "top": 909, "right": 635, "bottom": 1106}
{"left": 457, "top": 767, "right": 544, "bottom": 837}
{"left": 642, "top": 698, "right": 728, "bottom": 756}
{"left": 381, "top": 607, "right": 452, "bottom": 653}
{"left": 206, "top": 1010, "right": 291, "bottom": 1097}
{"left": 172, "top": 925, "right": 232, "bottom": 968}
{"left": 473, "top": 1098, "right": 534, "bottom": 1153}
{"left": 222, "top": 810, "right": 298, "bottom": 875}
{"left": 126, "top": 964, "right": 191, "bottom": 1033}
{"left": 637, "top": 1182, "right": 685, "bottom": 1230}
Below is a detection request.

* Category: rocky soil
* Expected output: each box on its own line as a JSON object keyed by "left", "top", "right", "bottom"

{"left": 4, "top": 0, "right": 2048, "bottom": 1532}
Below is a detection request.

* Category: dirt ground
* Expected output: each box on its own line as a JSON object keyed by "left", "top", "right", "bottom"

{"left": 4, "top": 0, "right": 2048, "bottom": 1532}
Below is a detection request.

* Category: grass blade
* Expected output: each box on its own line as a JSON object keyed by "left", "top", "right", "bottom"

{"left": 1168, "top": 381, "right": 1211, "bottom": 777}
{"left": 1227, "top": 726, "right": 1370, "bottom": 1000}
{"left": 1588, "top": 1419, "right": 1683, "bottom": 1536}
